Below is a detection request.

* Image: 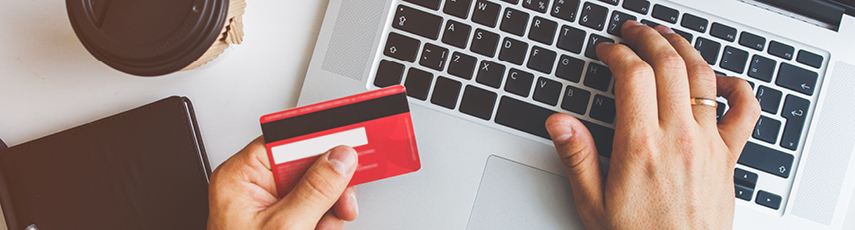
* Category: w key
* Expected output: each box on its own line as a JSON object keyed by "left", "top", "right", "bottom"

{"left": 393, "top": 5, "right": 444, "bottom": 40}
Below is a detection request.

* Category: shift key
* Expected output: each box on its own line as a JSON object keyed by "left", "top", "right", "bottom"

{"left": 738, "top": 142, "right": 794, "bottom": 178}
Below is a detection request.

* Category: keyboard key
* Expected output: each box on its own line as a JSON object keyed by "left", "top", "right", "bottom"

{"left": 673, "top": 28, "right": 693, "bottom": 43}
{"left": 580, "top": 2, "right": 608, "bottom": 31}
{"left": 756, "top": 86, "right": 782, "bottom": 114}
{"left": 584, "top": 62, "right": 612, "bottom": 92}
{"left": 471, "top": 29, "right": 500, "bottom": 57}
{"left": 797, "top": 50, "right": 823, "bottom": 68}
{"left": 680, "top": 13, "right": 708, "bottom": 33}
{"left": 768, "top": 40, "right": 795, "bottom": 60}
{"left": 716, "top": 101, "right": 726, "bottom": 122}
{"left": 431, "top": 76, "right": 463, "bottom": 109}
{"left": 374, "top": 60, "right": 406, "bottom": 87}
{"left": 384, "top": 33, "right": 421, "bottom": 63}
{"left": 739, "top": 31, "right": 766, "bottom": 51}
{"left": 748, "top": 55, "right": 776, "bottom": 83}
{"left": 528, "top": 46, "right": 557, "bottom": 74}
{"left": 590, "top": 95, "right": 616, "bottom": 124}
{"left": 420, "top": 43, "right": 450, "bottom": 71}
{"left": 495, "top": 96, "right": 556, "bottom": 139}
{"left": 534, "top": 77, "right": 563, "bottom": 106}
{"left": 622, "top": 0, "right": 650, "bottom": 14}
{"left": 472, "top": 0, "right": 502, "bottom": 28}
{"left": 557, "top": 25, "right": 586, "bottom": 54}
{"left": 694, "top": 37, "right": 721, "bottom": 65}
{"left": 640, "top": 19, "right": 659, "bottom": 28}
{"left": 720, "top": 46, "right": 749, "bottom": 74}
{"left": 460, "top": 85, "right": 498, "bottom": 120}
{"left": 561, "top": 85, "right": 591, "bottom": 115}
{"left": 393, "top": 5, "right": 444, "bottom": 40}
{"left": 735, "top": 185, "right": 753, "bottom": 201}
{"left": 752, "top": 116, "right": 781, "bottom": 144}
{"left": 738, "top": 142, "right": 794, "bottom": 178}
{"left": 502, "top": 0, "right": 519, "bottom": 3}
{"left": 734, "top": 168, "right": 758, "bottom": 201}
{"left": 405, "top": 68, "right": 435, "bottom": 100}
{"left": 776, "top": 63, "right": 818, "bottom": 96}
{"left": 500, "top": 8, "right": 530, "bottom": 36}
{"left": 448, "top": 52, "right": 478, "bottom": 80}
{"left": 652, "top": 4, "right": 678, "bottom": 24}
{"left": 505, "top": 68, "right": 535, "bottom": 97}
{"left": 523, "top": 0, "right": 550, "bottom": 13}
{"left": 556, "top": 55, "right": 585, "bottom": 82}
{"left": 444, "top": 0, "right": 473, "bottom": 19}
{"left": 607, "top": 10, "right": 636, "bottom": 37}
{"left": 499, "top": 37, "right": 529, "bottom": 65}
{"left": 476, "top": 61, "right": 506, "bottom": 88}
{"left": 405, "top": 0, "right": 441, "bottom": 10}
{"left": 756, "top": 190, "right": 782, "bottom": 210}
{"left": 585, "top": 34, "right": 614, "bottom": 61}
{"left": 709, "top": 22, "right": 737, "bottom": 42}
{"left": 442, "top": 20, "right": 472, "bottom": 49}
{"left": 551, "top": 0, "right": 580, "bottom": 22}
{"left": 529, "top": 16, "right": 558, "bottom": 45}
{"left": 495, "top": 97, "right": 615, "bottom": 156}
{"left": 734, "top": 168, "right": 758, "bottom": 188}
{"left": 598, "top": 0, "right": 618, "bottom": 6}
{"left": 780, "top": 95, "right": 810, "bottom": 150}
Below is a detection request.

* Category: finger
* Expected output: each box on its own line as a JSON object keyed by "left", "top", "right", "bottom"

{"left": 332, "top": 187, "right": 359, "bottom": 221}
{"left": 597, "top": 42, "right": 659, "bottom": 127}
{"left": 621, "top": 20, "right": 693, "bottom": 123}
{"left": 315, "top": 210, "right": 346, "bottom": 230}
{"left": 716, "top": 76, "right": 761, "bottom": 160}
{"left": 655, "top": 25, "right": 718, "bottom": 125}
{"left": 545, "top": 114, "right": 605, "bottom": 227}
{"left": 273, "top": 146, "right": 359, "bottom": 227}
{"left": 219, "top": 135, "right": 278, "bottom": 197}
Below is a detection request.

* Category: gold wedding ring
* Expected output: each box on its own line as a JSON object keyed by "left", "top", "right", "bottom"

{"left": 690, "top": 97, "right": 718, "bottom": 108}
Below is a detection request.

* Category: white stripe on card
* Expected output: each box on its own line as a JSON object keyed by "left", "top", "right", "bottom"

{"left": 271, "top": 127, "right": 368, "bottom": 165}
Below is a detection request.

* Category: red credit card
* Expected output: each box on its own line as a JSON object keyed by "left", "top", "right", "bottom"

{"left": 260, "top": 85, "right": 421, "bottom": 198}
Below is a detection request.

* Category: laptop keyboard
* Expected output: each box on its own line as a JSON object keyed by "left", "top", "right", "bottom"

{"left": 371, "top": 0, "right": 828, "bottom": 212}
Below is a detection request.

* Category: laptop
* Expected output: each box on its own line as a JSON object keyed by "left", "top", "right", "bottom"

{"left": 298, "top": 0, "right": 855, "bottom": 229}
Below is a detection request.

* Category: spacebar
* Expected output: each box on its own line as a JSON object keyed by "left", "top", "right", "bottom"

{"left": 494, "top": 96, "right": 615, "bottom": 157}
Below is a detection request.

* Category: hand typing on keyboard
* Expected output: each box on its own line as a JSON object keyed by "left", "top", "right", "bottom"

{"left": 545, "top": 20, "right": 760, "bottom": 229}
{"left": 208, "top": 137, "right": 359, "bottom": 230}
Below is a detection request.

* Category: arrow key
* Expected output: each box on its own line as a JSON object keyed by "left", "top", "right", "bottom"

{"left": 735, "top": 185, "right": 753, "bottom": 201}
{"left": 756, "top": 190, "right": 782, "bottom": 210}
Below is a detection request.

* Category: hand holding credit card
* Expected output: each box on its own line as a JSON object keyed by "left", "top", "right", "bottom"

{"left": 260, "top": 85, "right": 421, "bottom": 198}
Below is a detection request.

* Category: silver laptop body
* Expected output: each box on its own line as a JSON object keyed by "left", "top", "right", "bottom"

{"left": 299, "top": 0, "right": 855, "bottom": 229}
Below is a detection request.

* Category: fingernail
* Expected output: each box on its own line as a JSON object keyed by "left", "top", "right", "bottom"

{"left": 350, "top": 192, "right": 359, "bottom": 216}
{"left": 656, "top": 25, "right": 675, "bottom": 34}
{"left": 328, "top": 147, "right": 356, "bottom": 175}
{"left": 548, "top": 122, "right": 574, "bottom": 142}
{"left": 624, "top": 20, "right": 641, "bottom": 26}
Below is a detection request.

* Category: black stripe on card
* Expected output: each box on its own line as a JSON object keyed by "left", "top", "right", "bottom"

{"left": 262, "top": 93, "right": 410, "bottom": 143}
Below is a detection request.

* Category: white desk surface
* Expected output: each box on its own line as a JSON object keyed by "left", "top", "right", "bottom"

{"left": 1, "top": 0, "right": 854, "bottom": 229}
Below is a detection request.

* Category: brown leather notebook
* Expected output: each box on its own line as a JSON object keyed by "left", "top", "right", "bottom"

{"left": 0, "top": 96, "right": 211, "bottom": 230}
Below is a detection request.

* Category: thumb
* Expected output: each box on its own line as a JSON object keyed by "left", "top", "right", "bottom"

{"left": 545, "top": 114, "right": 605, "bottom": 226}
{"left": 274, "top": 146, "right": 358, "bottom": 228}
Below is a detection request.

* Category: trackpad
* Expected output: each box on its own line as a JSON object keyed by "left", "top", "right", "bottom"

{"left": 467, "top": 155, "right": 584, "bottom": 230}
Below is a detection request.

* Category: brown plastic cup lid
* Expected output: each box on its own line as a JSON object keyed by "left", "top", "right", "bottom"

{"left": 67, "top": 0, "right": 229, "bottom": 76}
